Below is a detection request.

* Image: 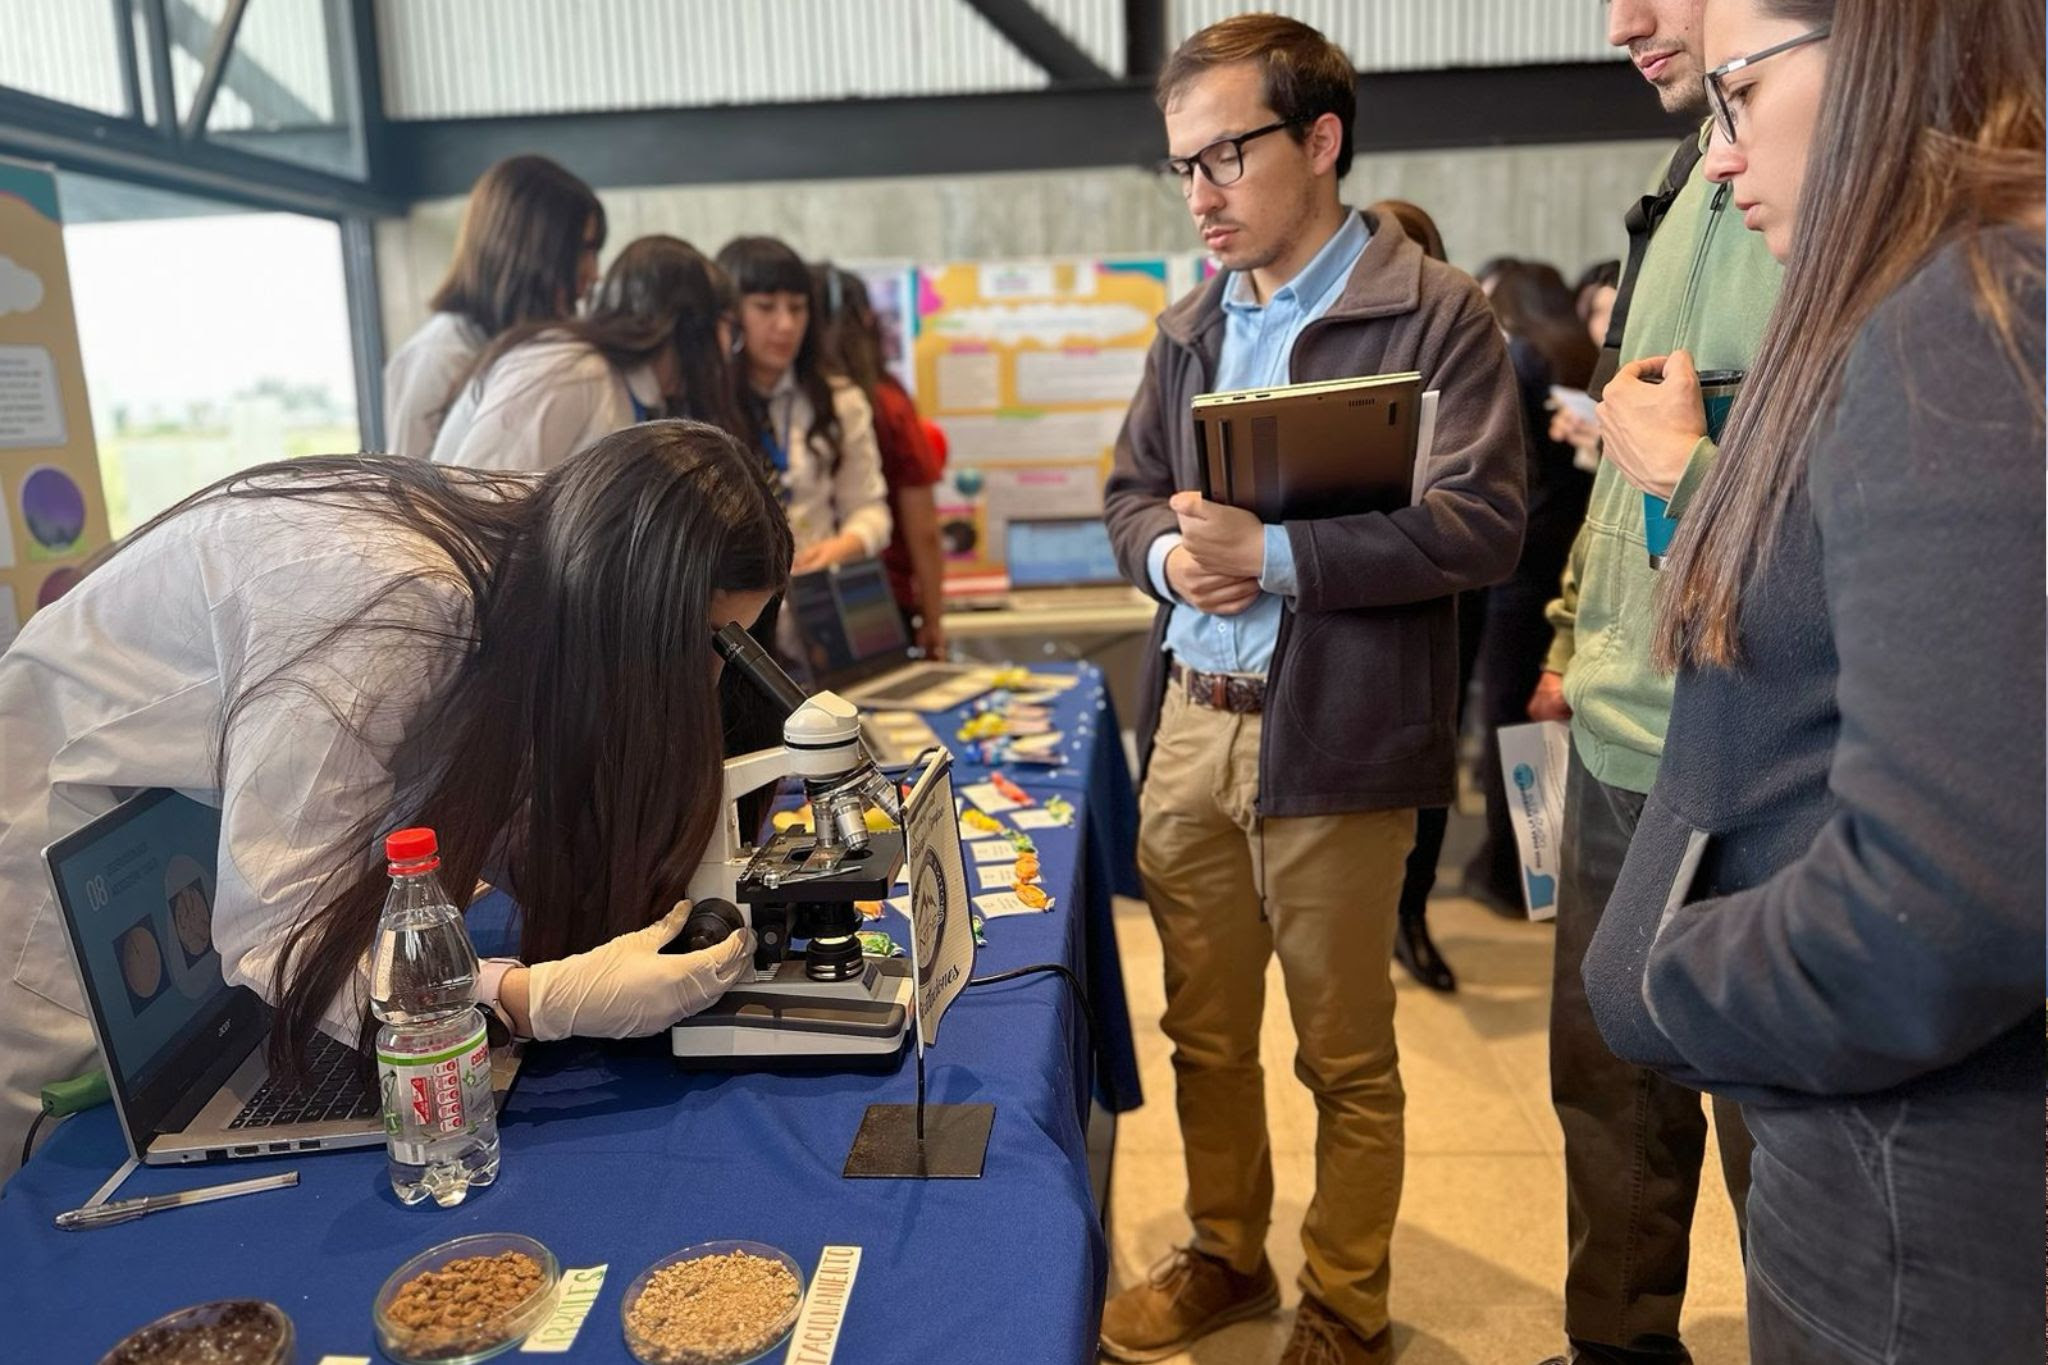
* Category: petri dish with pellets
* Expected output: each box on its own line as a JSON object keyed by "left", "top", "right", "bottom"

{"left": 621, "top": 1240, "right": 806, "bottom": 1365}
{"left": 373, "top": 1232, "right": 561, "bottom": 1364}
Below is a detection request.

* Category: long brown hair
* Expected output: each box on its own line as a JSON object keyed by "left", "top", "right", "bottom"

{"left": 812, "top": 263, "right": 885, "bottom": 400}
{"left": 428, "top": 155, "right": 604, "bottom": 338}
{"left": 718, "top": 236, "right": 846, "bottom": 476}
{"left": 1489, "top": 259, "right": 1599, "bottom": 390}
{"left": 456, "top": 236, "right": 746, "bottom": 437}
{"left": 104, "top": 427, "right": 791, "bottom": 1078}
{"left": 1657, "top": 0, "right": 2045, "bottom": 669}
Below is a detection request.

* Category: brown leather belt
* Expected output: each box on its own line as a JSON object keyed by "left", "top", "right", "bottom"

{"left": 1169, "top": 661, "right": 1266, "bottom": 714}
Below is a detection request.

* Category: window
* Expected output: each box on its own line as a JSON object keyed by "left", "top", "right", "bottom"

{"left": 0, "top": 0, "right": 132, "bottom": 115}
{"left": 59, "top": 173, "right": 360, "bottom": 536}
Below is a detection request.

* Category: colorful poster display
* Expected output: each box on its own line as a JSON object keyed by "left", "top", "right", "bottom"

{"left": 909, "top": 255, "right": 1200, "bottom": 578}
{"left": 0, "top": 157, "right": 107, "bottom": 648}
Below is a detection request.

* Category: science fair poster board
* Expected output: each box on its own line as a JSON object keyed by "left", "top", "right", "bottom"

{"left": 0, "top": 157, "right": 108, "bottom": 648}
{"left": 909, "top": 255, "right": 1205, "bottom": 578}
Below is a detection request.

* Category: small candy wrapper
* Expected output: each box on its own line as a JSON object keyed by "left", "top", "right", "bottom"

{"left": 970, "top": 914, "right": 988, "bottom": 947}
{"left": 859, "top": 931, "right": 903, "bottom": 958}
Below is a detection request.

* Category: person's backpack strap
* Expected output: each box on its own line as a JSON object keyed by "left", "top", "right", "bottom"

{"left": 1588, "top": 127, "right": 1709, "bottom": 398}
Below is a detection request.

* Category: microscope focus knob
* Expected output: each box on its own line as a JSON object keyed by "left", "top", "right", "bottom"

{"left": 671, "top": 898, "right": 746, "bottom": 953}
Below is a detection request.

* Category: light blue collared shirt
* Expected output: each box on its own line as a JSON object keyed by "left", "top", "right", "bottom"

{"left": 1147, "top": 210, "right": 1371, "bottom": 675}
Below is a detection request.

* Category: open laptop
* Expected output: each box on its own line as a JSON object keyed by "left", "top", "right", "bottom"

{"left": 787, "top": 558, "right": 996, "bottom": 739}
{"left": 998, "top": 517, "right": 1148, "bottom": 611}
{"left": 1193, "top": 371, "right": 1424, "bottom": 522}
{"left": 47, "top": 790, "right": 391, "bottom": 1164}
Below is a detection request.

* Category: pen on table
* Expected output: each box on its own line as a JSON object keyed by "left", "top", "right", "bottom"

{"left": 54, "top": 1170, "right": 299, "bottom": 1230}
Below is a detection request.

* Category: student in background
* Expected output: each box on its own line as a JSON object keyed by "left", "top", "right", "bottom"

{"left": 1574, "top": 259, "right": 1621, "bottom": 348}
{"left": 1367, "top": 198, "right": 1467, "bottom": 994}
{"left": 1586, "top": 0, "right": 2041, "bottom": 1357}
{"left": 0, "top": 426, "right": 790, "bottom": 1174}
{"left": 432, "top": 236, "right": 745, "bottom": 473}
{"left": 1465, "top": 262, "right": 1597, "bottom": 913}
{"left": 384, "top": 155, "right": 604, "bottom": 458}
{"left": 717, "top": 237, "right": 891, "bottom": 573}
{"left": 812, "top": 264, "right": 949, "bottom": 658}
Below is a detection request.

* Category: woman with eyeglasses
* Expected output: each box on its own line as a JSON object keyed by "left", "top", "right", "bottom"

{"left": 717, "top": 237, "right": 891, "bottom": 575}
{"left": 431, "top": 236, "right": 747, "bottom": 473}
{"left": 1581, "top": 0, "right": 2044, "bottom": 1358}
{"left": 384, "top": 155, "right": 605, "bottom": 459}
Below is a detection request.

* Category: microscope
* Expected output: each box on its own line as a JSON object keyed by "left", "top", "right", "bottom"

{"left": 668, "top": 623, "right": 918, "bottom": 1063}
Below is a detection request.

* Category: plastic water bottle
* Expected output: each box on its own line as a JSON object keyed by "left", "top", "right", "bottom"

{"left": 369, "top": 827, "right": 501, "bottom": 1207}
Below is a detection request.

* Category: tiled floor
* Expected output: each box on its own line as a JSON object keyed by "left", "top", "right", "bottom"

{"left": 1103, "top": 827, "right": 1752, "bottom": 1364}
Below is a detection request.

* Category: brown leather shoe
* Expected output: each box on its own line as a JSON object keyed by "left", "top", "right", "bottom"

{"left": 1099, "top": 1245, "right": 1280, "bottom": 1362}
{"left": 1276, "top": 1296, "right": 1393, "bottom": 1365}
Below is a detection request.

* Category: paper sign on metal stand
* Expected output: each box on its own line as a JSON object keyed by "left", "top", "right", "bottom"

{"left": 843, "top": 751, "right": 992, "bottom": 1178}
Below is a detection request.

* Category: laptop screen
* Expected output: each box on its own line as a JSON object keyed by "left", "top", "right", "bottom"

{"left": 1007, "top": 518, "right": 1121, "bottom": 589}
{"left": 788, "top": 558, "right": 911, "bottom": 684}
{"left": 46, "top": 790, "right": 239, "bottom": 1107}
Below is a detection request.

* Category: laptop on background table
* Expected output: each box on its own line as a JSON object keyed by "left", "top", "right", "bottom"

{"left": 786, "top": 557, "right": 996, "bottom": 758}
{"left": 44, "top": 789, "right": 515, "bottom": 1166}
{"left": 994, "top": 517, "right": 1148, "bottom": 611}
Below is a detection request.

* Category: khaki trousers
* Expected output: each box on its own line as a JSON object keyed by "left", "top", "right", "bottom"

{"left": 1138, "top": 685, "right": 1417, "bottom": 1339}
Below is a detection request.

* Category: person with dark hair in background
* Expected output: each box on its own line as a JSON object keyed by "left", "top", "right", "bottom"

{"left": 0, "top": 424, "right": 793, "bottom": 1175}
{"left": 431, "top": 236, "right": 746, "bottom": 472}
{"left": 384, "top": 155, "right": 605, "bottom": 458}
{"left": 718, "top": 237, "right": 891, "bottom": 575}
{"left": 1586, "top": 0, "right": 2043, "bottom": 1357}
{"left": 1474, "top": 255, "right": 1521, "bottom": 294}
{"left": 1574, "top": 260, "right": 1622, "bottom": 345}
{"left": 1366, "top": 198, "right": 1469, "bottom": 994}
{"left": 812, "top": 264, "right": 949, "bottom": 658}
{"left": 1464, "top": 261, "right": 1597, "bottom": 912}
{"left": 1102, "top": 16, "right": 1524, "bottom": 1362}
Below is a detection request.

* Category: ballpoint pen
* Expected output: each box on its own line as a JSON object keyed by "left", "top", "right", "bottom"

{"left": 54, "top": 1170, "right": 299, "bottom": 1230}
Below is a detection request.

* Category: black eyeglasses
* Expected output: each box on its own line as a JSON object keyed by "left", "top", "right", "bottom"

{"left": 1159, "top": 118, "right": 1305, "bottom": 193}
{"left": 1705, "top": 25, "right": 1830, "bottom": 144}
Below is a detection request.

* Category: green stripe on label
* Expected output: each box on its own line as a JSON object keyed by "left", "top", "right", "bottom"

{"left": 377, "top": 1024, "right": 487, "bottom": 1068}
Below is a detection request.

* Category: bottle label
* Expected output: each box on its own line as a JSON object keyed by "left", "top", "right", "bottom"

{"left": 377, "top": 1022, "right": 491, "bottom": 1140}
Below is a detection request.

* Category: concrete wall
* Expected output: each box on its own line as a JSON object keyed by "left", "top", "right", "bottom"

{"left": 374, "top": 137, "right": 1672, "bottom": 351}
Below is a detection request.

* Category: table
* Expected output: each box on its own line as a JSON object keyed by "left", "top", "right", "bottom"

{"left": 0, "top": 664, "right": 1143, "bottom": 1363}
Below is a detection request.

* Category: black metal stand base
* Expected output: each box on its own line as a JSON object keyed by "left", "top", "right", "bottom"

{"left": 842, "top": 1102, "right": 995, "bottom": 1179}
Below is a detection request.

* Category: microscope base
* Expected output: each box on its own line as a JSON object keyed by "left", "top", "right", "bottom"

{"left": 669, "top": 958, "right": 912, "bottom": 1063}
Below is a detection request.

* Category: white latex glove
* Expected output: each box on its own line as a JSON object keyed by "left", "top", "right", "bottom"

{"left": 525, "top": 903, "right": 755, "bottom": 1042}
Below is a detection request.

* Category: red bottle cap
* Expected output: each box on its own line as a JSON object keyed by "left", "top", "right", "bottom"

{"left": 385, "top": 828, "right": 439, "bottom": 868}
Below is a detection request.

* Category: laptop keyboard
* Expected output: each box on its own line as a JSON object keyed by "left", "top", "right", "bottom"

{"left": 226, "top": 1032, "right": 378, "bottom": 1129}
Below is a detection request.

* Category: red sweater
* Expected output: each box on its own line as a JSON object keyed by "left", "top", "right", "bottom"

{"left": 871, "top": 376, "right": 943, "bottom": 611}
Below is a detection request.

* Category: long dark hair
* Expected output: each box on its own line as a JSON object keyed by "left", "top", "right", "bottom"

{"left": 718, "top": 235, "right": 845, "bottom": 475}
{"left": 104, "top": 427, "right": 791, "bottom": 1078}
{"left": 428, "top": 155, "right": 604, "bottom": 338}
{"left": 811, "top": 263, "right": 885, "bottom": 400}
{"left": 457, "top": 236, "right": 745, "bottom": 436}
{"left": 1488, "top": 260, "right": 1598, "bottom": 390}
{"left": 1657, "top": 0, "right": 2044, "bottom": 669}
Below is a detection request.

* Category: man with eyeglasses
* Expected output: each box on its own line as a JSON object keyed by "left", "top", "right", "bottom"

{"left": 1100, "top": 15, "right": 1524, "bottom": 1365}
{"left": 1527, "top": 4, "right": 1784, "bottom": 1365}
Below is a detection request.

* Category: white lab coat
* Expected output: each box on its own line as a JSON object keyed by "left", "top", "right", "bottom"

{"left": 431, "top": 335, "right": 661, "bottom": 473}
{"left": 383, "top": 311, "right": 485, "bottom": 459}
{"left": 0, "top": 492, "right": 471, "bottom": 1172}
{"left": 761, "top": 372, "right": 892, "bottom": 557}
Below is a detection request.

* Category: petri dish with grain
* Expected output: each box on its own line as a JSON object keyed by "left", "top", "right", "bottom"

{"left": 373, "top": 1232, "right": 561, "bottom": 1364}
{"left": 621, "top": 1241, "right": 806, "bottom": 1365}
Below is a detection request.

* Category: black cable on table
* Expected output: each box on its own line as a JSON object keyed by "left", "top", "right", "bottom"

{"left": 966, "top": 961, "right": 1099, "bottom": 1071}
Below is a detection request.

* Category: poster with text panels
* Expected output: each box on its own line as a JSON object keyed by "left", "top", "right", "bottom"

{"left": 910, "top": 255, "right": 1206, "bottom": 579}
{"left": 0, "top": 157, "right": 108, "bottom": 648}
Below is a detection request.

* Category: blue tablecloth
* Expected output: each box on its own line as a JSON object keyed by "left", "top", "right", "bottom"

{"left": 0, "top": 663, "right": 1142, "bottom": 1363}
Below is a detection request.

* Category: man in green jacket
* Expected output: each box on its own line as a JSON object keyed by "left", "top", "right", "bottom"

{"left": 1528, "top": 3, "right": 1782, "bottom": 1364}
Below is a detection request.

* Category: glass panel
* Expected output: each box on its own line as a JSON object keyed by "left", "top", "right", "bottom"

{"left": 202, "top": 0, "right": 366, "bottom": 179}
{"left": 0, "top": 0, "right": 132, "bottom": 116}
{"left": 58, "top": 172, "right": 361, "bottom": 536}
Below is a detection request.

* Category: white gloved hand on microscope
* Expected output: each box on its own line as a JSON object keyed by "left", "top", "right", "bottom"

{"left": 524, "top": 902, "right": 754, "bottom": 1042}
